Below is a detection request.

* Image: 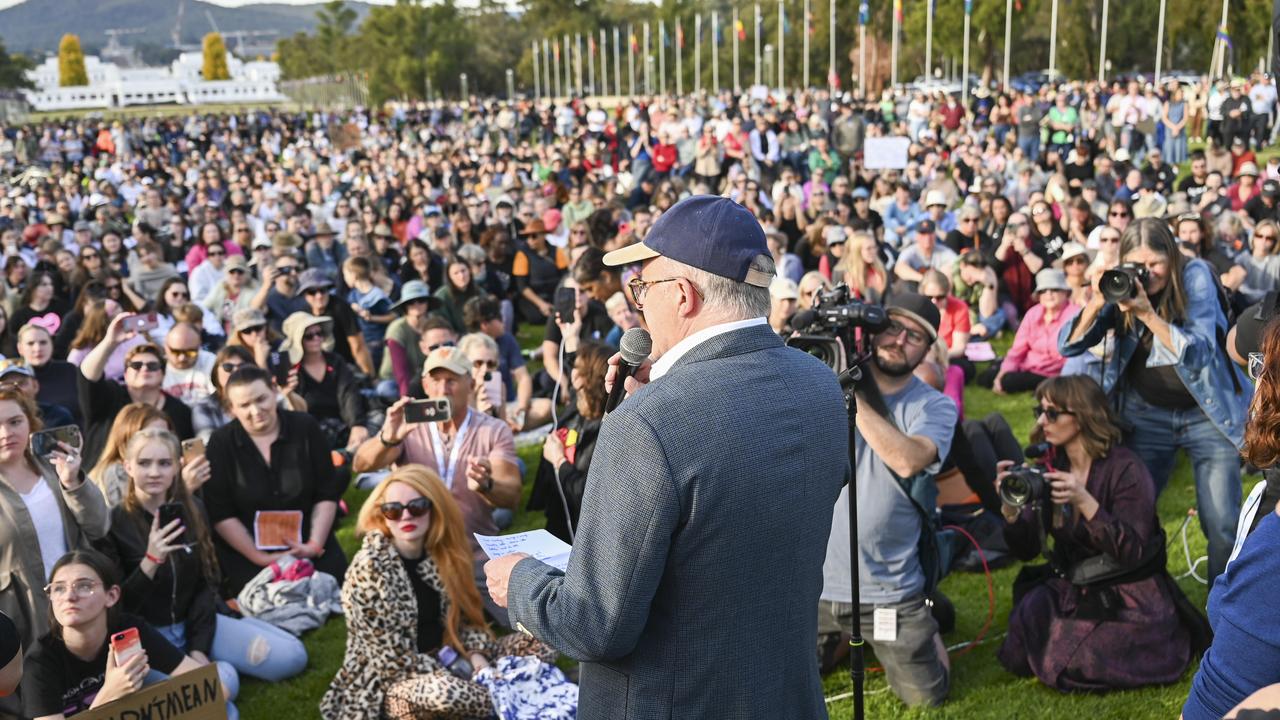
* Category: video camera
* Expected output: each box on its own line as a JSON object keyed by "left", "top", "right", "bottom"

{"left": 786, "top": 284, "right": 891, "bottom": 374}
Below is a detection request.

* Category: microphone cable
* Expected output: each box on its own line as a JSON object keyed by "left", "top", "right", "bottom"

{"left": 549, "top": 335, "right": 576, "bottom": 543}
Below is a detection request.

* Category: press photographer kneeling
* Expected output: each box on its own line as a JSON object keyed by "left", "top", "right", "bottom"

{"left": 996, "top": 375, "right": 1206, "bottom": 692}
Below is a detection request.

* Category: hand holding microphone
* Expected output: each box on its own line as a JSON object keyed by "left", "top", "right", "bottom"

{"left": 604, "top": 328, "right": 653, "bottom": 414}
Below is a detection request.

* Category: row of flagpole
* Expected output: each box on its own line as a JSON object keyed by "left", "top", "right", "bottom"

{"left": 527, "top": 0, "right": 1237, "bottom": 103}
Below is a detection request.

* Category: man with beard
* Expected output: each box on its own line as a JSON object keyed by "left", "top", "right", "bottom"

{"left": 818, "top": 292, "right": 957, "bottom": 708}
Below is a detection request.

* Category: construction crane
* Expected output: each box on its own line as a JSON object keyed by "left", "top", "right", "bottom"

{"left": 103, "top": 28, "right": 144, "bottom": 67}
{"left": 171, "top": 0, "right": 187, "bottom": 50}
{"left": 221, "top": 30, "right": 279, "bottom": 56}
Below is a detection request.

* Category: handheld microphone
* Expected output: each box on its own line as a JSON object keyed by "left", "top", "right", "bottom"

{"left": 604, "top": 328, "right": 652, "bottom": 414}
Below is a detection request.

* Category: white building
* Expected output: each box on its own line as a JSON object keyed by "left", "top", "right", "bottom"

{"left": 23, "top": 52, "right": 284, "bottom": 111}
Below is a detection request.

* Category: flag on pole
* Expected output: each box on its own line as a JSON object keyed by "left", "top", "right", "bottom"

{"left": 663, "top": 26, "right": 671, "bottom": 48}
{"left": 553, "top": 42, "right": 560, "bottom": 59}
{"left": 964, "top": 0, "right": 973, "bottom": 14}
{"left": 630, "top": 30, "right": 639, "bottom": 51}
{"left": 677, "top": 22, "right": 685, "bottom": 48}
{"left": 716, "top": 23, "right": 723, "bottom": 45}
{"left": 1216, "top": 24, "right": 1233, "bottom": 48}
{"left": 806, "top": 10, "right": 815, "bottom": 36}
{"left": 893, "top": 0, "right": 903, "bottom": 23}
{"left": 736, "top": 19, "right": 746, "bottom": 40}
{"left": 859, "top": 0, "right": 869, "bottom": 25}
{"left": 589, "top": 35, "right": 595, "bottom": 52}
{"left": 782, "top": 6, "right": 792, "bottom": 33}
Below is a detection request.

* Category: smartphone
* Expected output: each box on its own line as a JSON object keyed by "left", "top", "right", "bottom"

{"left": 404, "top": 397, "right": 451, "bottom": 424}
{"left": 554, "top": 287, "right": 577, "bottom": 323}
{"left": 110, "top": 628, "right": 142, "bottom": 664}
{"left": 181, "top": 438, "right": 204, "bottom": 464}
{"left": 30, "top": 425, "right": 82, "bottom": 457}
{"left": 274, "top": 361, "right": 296, "bottom": 387}
{"left": 482, "top": 373, "right": 503, "bottom": 408}
{"left": 158, "top": 502, "right": 187, "bottom": 544}
{"left": 123, "top": 313, "right": 159, "bottom": 334}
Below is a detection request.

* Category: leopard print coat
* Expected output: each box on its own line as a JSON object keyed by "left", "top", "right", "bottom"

{"left": 320, "top": 531, "right": 494, "bottom": 719}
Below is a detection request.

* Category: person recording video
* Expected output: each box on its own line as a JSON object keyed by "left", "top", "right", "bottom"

{"left": 818, "top": 292, "right": 957, "bottom": 708}
{"left": 1059, "top": 217, "right": 1252, "bottom": 584}
{"left": 995, "top": 375, "right": 1202, "bottom": 692}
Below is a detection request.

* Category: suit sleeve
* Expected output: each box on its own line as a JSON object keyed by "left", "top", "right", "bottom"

{"left": 507, "top": 408, "right": 680, "bottom": 663}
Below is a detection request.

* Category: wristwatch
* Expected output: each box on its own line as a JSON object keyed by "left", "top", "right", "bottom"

{"left": 379, "top": 432, "right": 403, "bottom": 448}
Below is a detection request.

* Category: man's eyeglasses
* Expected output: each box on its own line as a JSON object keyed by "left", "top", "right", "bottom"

{"left": 44, "top": 580, "right": 101, "bottom": 598}
{"left": 379, "top": 497, "right": 432, "bottom": 521}
{"left": 880, "top": 320, "right": 929, "bottom": 347}
{"left": 127, "top": 360, "right": 163, "bottom": 372}
{"left": 628, "top": 275, "right": 703, "bottom": 310}
{"left": 1033, "top": 405, "right": 1074, "bottom": 422}
{"left": 1249, "top": 352, "right": 1265, "bottom": 382}
{"left": 167, "top": 347, "right": 198, "bottom": 359}
{"left": 427, "top": 340, "right": 456, "bottom": 352}
{"left": 303, "top": 287, "right": 329, "bottom": 296}
{"left": 473, "top": 358, "right": 499, "bottom": 370}
{"left": 926, "top": 294, "right": 948, "bottom": 303}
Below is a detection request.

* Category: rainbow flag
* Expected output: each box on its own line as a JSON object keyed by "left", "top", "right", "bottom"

{"left": 859, "top": 0, "right": 869, "bottom": 25}
{"left": 736, "top": 19, "right": 746, "bottom": 40}
{"left": 1216, "top": 25, "right": 1233, "bottom": 48}
{"left": 677, "top": 23, "right": 685, "bottom": 48}
{"left": 630, "top": 31, "right": 639, "bottom": 51}
{"left": 893, "top": 0, "right": 903, "bottom": 24}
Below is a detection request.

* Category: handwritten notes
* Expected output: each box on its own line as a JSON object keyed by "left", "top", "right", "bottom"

{"left": 475, "top": 530, "right": 572, "bottom": 572}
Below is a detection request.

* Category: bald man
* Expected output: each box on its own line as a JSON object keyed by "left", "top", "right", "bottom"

{"left": 162, "top": 321, "right": 217, "bottom": 404}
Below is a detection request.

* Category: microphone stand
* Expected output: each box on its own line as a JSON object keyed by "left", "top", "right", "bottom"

{"left": 837, "top": 356, "right": 868, "bottom": 720}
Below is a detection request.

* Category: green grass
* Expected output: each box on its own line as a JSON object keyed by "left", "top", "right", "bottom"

{"left": 233, "top": 332, "right": 1235, "bottom": 720}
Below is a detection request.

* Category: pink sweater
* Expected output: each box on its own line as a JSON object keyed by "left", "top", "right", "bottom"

{"left": 1001, "top": 301, "right": 1080, "bottom": 377}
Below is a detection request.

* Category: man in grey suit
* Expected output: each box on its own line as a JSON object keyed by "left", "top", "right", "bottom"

{"left": 485, "top": 195, "right": 850, "bottom": 719}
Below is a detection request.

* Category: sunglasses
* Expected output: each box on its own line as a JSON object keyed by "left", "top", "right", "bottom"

{"left": 427, "top": 340, "right": 456, "bottom": 352}
{"left": 276, "top": 266, "right": 299, "bottom": 274}
{"left": 1249, "top": 352, "right": 1265, "bottom": 382}
{"left": 220, "top": 361, "right": 246, "bottom": 373}
{"left": 167, "top": 347, "right": 198, "bottom": 359}
{"left": 303, "top": 330, "right": 327, "bottom": 342}
{"left": 1099, "top": 235, "right": 1121, "bottom": 243}
{"left": 303, "top": 287, "right": 329, "bottom": 296}
{"left": 207, "top": 249, "right": 227, "bottom": 257}
{"left": 228, "top": 268, "right": 246, "bottom": 275}
{"left": 241, "top": 324, "right": 266, "bottom": 334}
{"left": 127, "top": 360, "right": 163, "bottom": 372}
{"left": 379, "top": 497, "right": 432, "bottom": 521}
{"left": 1109, "top": 211, "right": 1130, "bottom": 218}
{"left": 473, "top": 358, "right": 498, "bottom": 370}
{"left": 1033, "top": 405, "right": 1074, "bottom": 422}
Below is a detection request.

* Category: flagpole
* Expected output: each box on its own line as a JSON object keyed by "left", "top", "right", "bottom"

{"left": 733, "top": 7, "right": 741, "bottom": 92}
{"left": 1214, "top": 0, "right": 1230, "bottom": 79}
{"left": 891, "top": 0, "right": 900, "bottom": 90}
{"left": 564, "top": 35, "right": 572, "bottom": 97}
{"left": 1154, "top": 0, "right": 1166, "bottom": 86}
{"left": 660, "top": 20, "right": 667, "bottom": 97}
{"left": 696, "top": 13, "right": 703, "bottom": 94}
{"left": 587, "top": 34, "right": 595, "bottom": 95}
{"left": 1002, "top": 0, "right": 1012, "bottom": 90}
{"left": 828, "top": 0, "right": 836, "bottom": 93}
{"left": 712, "top": 10, "right": 720, "bottom": 92}
{"left": 778, "top": 0, "right": 785, "bottom": 90}
{"left": 676, "top": 19, "right": 684, "bottom": 96}
{"left": 644, "top": 22, "right": 651, "bottom": 95}
{"left": 803, "top": 0, "right": 810, "bottom": 89}
{"left": 962, "top": 0, "right": 971, "bottom": 105}
{"left": 755, "top": 3, "right": 762, "bottom": 87}
{"left": 628, "top": 25, "right": 636, "bottom": 96}
{"left": 1098, "top": 0, "right": 1109, "bottom": 84}
{"left": 614, "top": 27, "right": 622, "bottom": 97}
{"left": 858, "top": 1, "right": 867, "bottom": 94}
{"left": 532, "top": 40, "right": 540, "bottom": 103}
{"left": 925, "top": 0, "right": 933, "bottom": 82}
{"left": 576, "top": 32, "right": 584, "bottom": 95}
{"left": 552, "top": 37, "right": 561, "bottom": 98}
{"left": 1048, "top": 0, "right": 1058, "bottom": 82}
{"left": 600, "top": 29, "right": 608, "bottom": 96}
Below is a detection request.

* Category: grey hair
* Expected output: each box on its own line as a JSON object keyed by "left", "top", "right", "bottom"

{"left": 682, "top": 253, "right": 775, "bottom": 320}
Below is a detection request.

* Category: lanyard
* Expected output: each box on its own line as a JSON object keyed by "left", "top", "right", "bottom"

{"left": 427, "top": 409, "right": 472, "bottom": 489}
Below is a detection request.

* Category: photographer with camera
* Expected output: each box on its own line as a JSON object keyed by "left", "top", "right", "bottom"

{"left": 819, "top": 293, "right": 957, "bottom": 708}
{"left": 995, "top": 375, "right": 1200, "bottom": 691}
{"left": 1060, "top": 217, "right": 1251, "bottom": 584}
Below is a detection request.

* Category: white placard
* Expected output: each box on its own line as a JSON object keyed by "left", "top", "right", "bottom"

{"left": 863, "top": 136, "right": 911, "bottom": 170}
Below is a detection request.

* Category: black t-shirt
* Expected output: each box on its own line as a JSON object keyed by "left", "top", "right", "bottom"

{"left": 1245, "top": 195, "right": 1280, "bottom": 225}
{"left": 1178, "top": 175, "right": 1208, "bottom": 205}
{"left": 0, "top": 611, "right": 17, "bottom": 667}
{"left": 22, "top": 614, "right": 185, "bottom": 718}
{"left": 1126, "top": 325, "right": 1197, "bottom": 410}
{"left": 322, "top": 296, "right": 362, "bottom": 367}
{"left": 544, "top": 300, "right": 615, "bottom": 346}
{"left": 944, "top": 229, "right": 994, "bottom": 256}
{"left": 1064, "top": 161, "right": 1095, "bottom": 191}
{"left": 401, "top": 556, "right": 443, "bottom": 654}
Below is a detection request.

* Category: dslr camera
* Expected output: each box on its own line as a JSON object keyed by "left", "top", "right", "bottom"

{"left": 1099, "top": 263, "right": 1151, "bottom": 303}
{"left": 999, "top": 442, "right": 1054, "bottom": 510}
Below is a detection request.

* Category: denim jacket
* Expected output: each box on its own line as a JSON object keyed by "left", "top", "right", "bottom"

{"left": 1058, "top": 258, "right": 1252, "bottom": 448}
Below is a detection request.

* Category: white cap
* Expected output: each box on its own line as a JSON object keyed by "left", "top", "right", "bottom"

{"left": 769, "top": 276, "right": 800, "bottom": 301}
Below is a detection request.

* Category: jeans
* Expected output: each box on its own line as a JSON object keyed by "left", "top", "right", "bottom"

{"left": 1122, "top": 389, "right": 1241, "bottom": 584}
{"left": 1017, "top": 135, "right": 1040, "bottom": 164}
{"left": 211, "top": 614, "right": 309, "bottom": 681}
{"left": 818, "top": 596, "right": 948, "bottom": 707}
{"left": 153, "top": 623, "right": 240, "bottom": 720}
{"left": 977, "top": 306, "right": 1007, "bottom": 336}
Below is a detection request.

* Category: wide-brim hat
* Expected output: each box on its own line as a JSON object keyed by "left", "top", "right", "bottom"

{"left": 393, "top": 280, "right": 440, "bottom": 311}
{"left": 1055, "top": 241, "right": 1092, "bottom": 268}
{"left": 1034, "top": 268, "right": 1071, "bottom": 293}
{"left": 232, "top": 307, "right": 267, "bottom": 333}
{"left": 279, "top": 312, "right": 334, "bottom": 365}
{"left": 297, "top": 268, "right": 334, "bottom": 295}
{"left": 520, "top": 219, "right": 549, "bottom": 236}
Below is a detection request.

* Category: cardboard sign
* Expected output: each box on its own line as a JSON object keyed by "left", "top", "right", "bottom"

{"left": 863, "top": 136, "right": 911, "bottom": 170}
{"left": 254, "top": 510, "right": 303, "bottom": 551}
{"left": 329, "top": 122, "right": 362, "bottom": 152}
{"left": 77, "top": 662, "right": 226, "bottom": 720}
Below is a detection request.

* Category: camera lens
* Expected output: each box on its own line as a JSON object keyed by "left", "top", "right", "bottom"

{"left": 1000, "top": 473, "right": 1032, "bottom": 508}
{"left": 1099, "top": 268, "right": 1135, "bottom": 304}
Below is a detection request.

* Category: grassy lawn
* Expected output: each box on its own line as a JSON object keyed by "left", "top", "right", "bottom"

{"left": 230, "top": 327, "right": 1233, "bottom": 719}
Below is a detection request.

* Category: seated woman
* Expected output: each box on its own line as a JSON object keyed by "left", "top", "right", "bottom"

{"left": 996, "top": 375, "right": 1200, "bottom": 691}
{"left": 98, "top": 429, "right": 306, "bottom": 686}
{"left": 86, "top": 403, "right": 174, "bottom": 507}
{"left": 19, "top": 550, "right": 238, "bottom": 719}
{"left": 527, "top": 341, "right": 610, "bottom": 543}
{"left": 978, "top": 269, "right": 1080, "bottom": 393}
{"left": 204, "top": 365, "right": 347, "bottom": 597}
{"left": 279, "top": 312, "right": 370, "bottom": 452}
{"left": 458, "top": 333, "right": 506, "bottom": 420}
{"left": 0, "top": 387, "right": 108, "bottom": 719}
{"left": 11, "top": 271, "right": 69, "bottom": 338}
{"left": 193, "top": 345, "right": 305, "bottom": 442}
{"left": 17, "top": 323, "right": 81, "bottom": 427}
{"left": 918, "top": 270, "right": 974, "bottom": 379}
{"left": 320, "top": 466, "right": 553, "bottom": 720}
{"left": 434, "top": 260, "right": 482, "bottom": 336}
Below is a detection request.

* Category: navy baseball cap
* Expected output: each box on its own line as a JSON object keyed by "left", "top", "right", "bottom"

{"left": 602, "top": 195, "right": 772, "bottom": 287}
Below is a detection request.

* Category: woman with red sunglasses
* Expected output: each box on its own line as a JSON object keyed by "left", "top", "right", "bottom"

{"left": 322, "top": 465, "right": 553, "bottom": 719}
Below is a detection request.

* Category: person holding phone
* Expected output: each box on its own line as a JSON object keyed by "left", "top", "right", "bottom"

{"left": 457, "top": 334, "right": 505, "bottom": 420}
{"left": 19, "top": 550, "right": 236, "bottom": 719}
{"left": 0, "top": 386, "right": 107, "bottom": 718}
{"left": 98, "top": 429, "right": 306, "bottom": 689}
{"left": 77, "top": 313, "right": 195, "bottom": 469}
{"left": 204, "top": 365, "right": 347, "bottom": 596}
{"left": 351, "top": 347, "right": 521, "bottom": 625}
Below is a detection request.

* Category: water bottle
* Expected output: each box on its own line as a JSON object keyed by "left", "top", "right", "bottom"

{"left": 437, "top": 645, "right": 474, "bottom": 680}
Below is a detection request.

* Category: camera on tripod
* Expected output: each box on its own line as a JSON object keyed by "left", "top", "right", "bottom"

{"left": 786, "top": 284, "right": 891, "bottom": 373}
{"left": 1099, "top": 263, "right": 1150, "bottom": 303}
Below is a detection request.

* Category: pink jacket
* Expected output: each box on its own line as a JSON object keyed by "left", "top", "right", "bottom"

{"left": 1001, "top": 301, "right": 1080, "bottom": 377}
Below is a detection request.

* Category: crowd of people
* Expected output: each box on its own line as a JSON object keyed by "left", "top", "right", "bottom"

{"left": 1, "top": 66, "right": 1280, "bottom": 718}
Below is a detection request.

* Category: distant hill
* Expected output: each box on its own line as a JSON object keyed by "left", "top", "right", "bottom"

{"left": 0, "top": 0, "right": 374, "bottom": 56}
